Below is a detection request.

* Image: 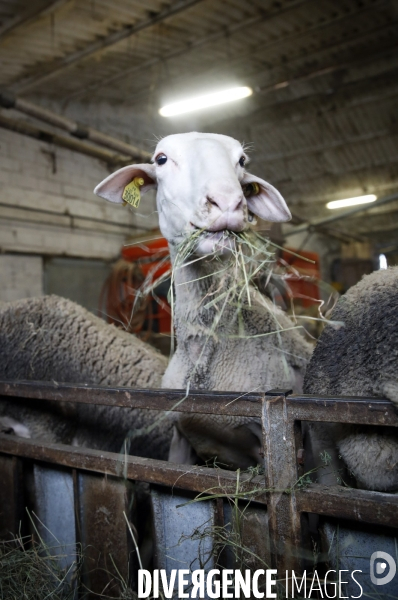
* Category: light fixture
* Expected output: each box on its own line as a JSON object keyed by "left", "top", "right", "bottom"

{"left": 326, "top": 194, "right": 377, "bottom": 210}
{"left": 159, "top": 86, "right": 252, "bottom": 117}
{"left": 379, "top": 254, "right": 388, "bottom": 270}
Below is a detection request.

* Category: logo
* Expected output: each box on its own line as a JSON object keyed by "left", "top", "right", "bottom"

{"left": 370, "top": 551, "right": 396, "bottom": 586}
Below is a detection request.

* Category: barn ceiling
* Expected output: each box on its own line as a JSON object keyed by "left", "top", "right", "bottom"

{"left": 0, "top": 0, "right": 397, "bottom": 250}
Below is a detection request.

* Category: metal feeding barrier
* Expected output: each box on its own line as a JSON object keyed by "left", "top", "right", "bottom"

{"left": 0, "top": 380, "right": 397, "bottom": 597}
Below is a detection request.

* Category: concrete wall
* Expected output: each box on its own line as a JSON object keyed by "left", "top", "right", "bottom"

{"left": 0, "top": 108, "right": 159, "bottom": 305}
{"left": 0, "top": 122, "right": 158, "bottom": 261}
{"left": 44, "top": 257, "right": 110, "bottom": 314}
{"left": 0, "top": 254, "right": 43, "bottom": 302}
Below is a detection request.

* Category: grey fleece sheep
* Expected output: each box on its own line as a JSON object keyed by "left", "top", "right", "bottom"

{"left": 0, "top": 295, "right": 171, "bottom": 459}
{"left": 304, "top": 267, "right": 398, "bottom": 492}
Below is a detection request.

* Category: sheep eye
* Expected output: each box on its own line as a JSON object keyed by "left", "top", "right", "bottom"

{"left": 239, "top": 156, "right": 246, "bottom": 167}
{"left": 156, "top": 154, "right": 167, "bottom": 166}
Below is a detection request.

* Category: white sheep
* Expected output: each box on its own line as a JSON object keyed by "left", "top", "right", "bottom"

{"left": 95, "top": 132, "right": 312, "bottom": 468}
{"left": 0, "top": 294, "right": 171, "bottom": 458}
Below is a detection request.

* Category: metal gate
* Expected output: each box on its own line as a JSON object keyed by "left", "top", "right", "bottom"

{"left": 0, "top": 380, "right": 397, "bottom": 597}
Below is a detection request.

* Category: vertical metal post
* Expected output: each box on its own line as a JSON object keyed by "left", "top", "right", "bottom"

{"left": 77, "top": 472, "right": 133, "bottom": 598}
{"left": 0, "top": 455, "right": 23, "bottom": 539}
{"left": 263, "top": 390, "right": 302, "bottom": 575}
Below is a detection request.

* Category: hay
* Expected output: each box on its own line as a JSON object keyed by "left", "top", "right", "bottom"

{"left": 0, "top": 535, "right": 78, "bottom": 600}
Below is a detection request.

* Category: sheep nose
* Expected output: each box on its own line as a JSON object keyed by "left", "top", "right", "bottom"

{"left": 206, "top": 193, "right": 244, "bottom": 213}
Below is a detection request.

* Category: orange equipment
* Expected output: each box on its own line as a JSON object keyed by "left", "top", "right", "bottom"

{"left": 100, "top": 237, "right": 172, "bottom": 340}
{"left": 279, "top": 248, "right": 321, "bottom": 307}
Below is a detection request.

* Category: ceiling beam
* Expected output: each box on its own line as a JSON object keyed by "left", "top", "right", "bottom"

{"left": 269, "top": 155, "right": 398, "bottom": 189}
{"left": 11, "top": 0, "right": 206, "bottom": 94}
{"left": 122, "top": 16, "right": 396, "bottom": 109}
{"left": 69, "top": 0, "right": 392, "bottom": 103}
{"left": 337, "top": 208, "right": 398, "bottom": 231}
{"left": 284, "top": 191, "right": 398, "bottom": 238}
{"left": 0, "top": 0, "right": 68, "bottom": 43}
{"left": 60, "top": 0, "right": 314, "bottom": 102}
{"left": 124, "top": 1, "right": 394, "bottom": 107}
{"left": 215, "top": 65, "right": 398, "bottom": 137}
{"left": 254, "top": 129, "right": 394, "bottom": 165}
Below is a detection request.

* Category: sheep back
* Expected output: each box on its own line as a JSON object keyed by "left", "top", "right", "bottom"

{"left": 304, "top": 267, "right": 398, "bottom": 400}
{"left": 0, "top": 295, "right": 171, "bottom": 459}
{"left": 304, "top": 267, "right": 398, "bottom": 491}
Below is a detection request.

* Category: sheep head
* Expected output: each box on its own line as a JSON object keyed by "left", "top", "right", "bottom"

{"left": 94, "top": 132, "right": 291, "bottom": 255}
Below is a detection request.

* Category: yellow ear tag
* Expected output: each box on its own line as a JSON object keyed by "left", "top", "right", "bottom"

{"left": 243, "top": 181, "right": 261, "bottom": 197}
{"left": 251, "top": 182, "right": 260, "bottom": 195}
{"left": 122, "top": 177, "right": 144, "bottom": 208}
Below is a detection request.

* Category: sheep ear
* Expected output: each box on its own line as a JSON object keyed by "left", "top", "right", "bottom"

{"left": 94, "top": 163, "right": 157, "bottom": 204}
{"left": 243, "top": 173, "right": 291, "bottom": 222}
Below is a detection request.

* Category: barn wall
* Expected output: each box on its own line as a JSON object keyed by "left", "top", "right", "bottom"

{"left": 0, "top": 124, "right": 158, "bottom": 261}
{"left": 0, "top": 114, "right": 158, "bottom": 304}
{"left": 43, "top": 257, "right": 111, "bottom": 314}
{"left": 0, "top": 254, "right": 43, "bottom": 301}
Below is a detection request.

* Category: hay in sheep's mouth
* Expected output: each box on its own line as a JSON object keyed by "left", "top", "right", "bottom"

{"left": 127, "top": 225, "right": 340, "bottom": 363}
{"left": 168, "top": 226, "right": 312, "bottom": 386}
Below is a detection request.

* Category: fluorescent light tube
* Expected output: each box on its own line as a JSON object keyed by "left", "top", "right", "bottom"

{"left": 326, "top": 194, "right": 377, "bottom": 210}
{"left": 159, "top": 86, "right": 252, "bottom": 117}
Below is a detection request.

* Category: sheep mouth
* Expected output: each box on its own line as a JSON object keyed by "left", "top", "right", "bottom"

{"left": 189, "top": 225, "right": 247, "bottom": 238}
{"left": 188, "top": 226, "right": 241, "bottom": 255}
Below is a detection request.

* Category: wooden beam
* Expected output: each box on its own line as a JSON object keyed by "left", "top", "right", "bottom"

{"left": 11, "top": 0, "right": 206, "bottom": 94}
{"left": 0, "top": 0, "right": 68, "bottom": 43}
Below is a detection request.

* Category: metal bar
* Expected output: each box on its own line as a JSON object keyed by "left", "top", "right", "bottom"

{"left": 0, "top": 434, "right": 267, "bottom": 502}
{"left": 1, "top": 434, "right": 396, "bottom": 531}
{"left": 1, "top": 381, "right": 397, "bottom": 426}
{"left": 1, "top": 428, "right": 397, "bottom": 538}
{"left": 286, "top": 394, "right": 398, "bottom": 427}
{"left": 0, "top": 114, "right": 132, "bottom": 166}
{"left": 77, "top": 472, "right": 131, "bottom": 596}
{"left": 296, "top": 485, "right": 398, "bottom": 528}
{"left": 0, "top": 455, "right": 24, "bottom": 539}
{"left": 0, "top": 0, "right": 68, "bottom": 42}
{"left": 0, "top": 91, "right": 150, "bottom": 160}
{"left": 0, "top": 380, "right": 264, "bottom": 418}
{"left": 285, "top": 192, "right": 398, "bottom": 237}
{"left": 262, "top": 393, "right": 302, "bottom": 573}
{"left": 12, "top": 0, "right": 205, "bottom": 94}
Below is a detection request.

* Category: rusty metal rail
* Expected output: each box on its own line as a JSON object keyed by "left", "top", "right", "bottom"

{"left": 0, "top": 380, "right": 397, "bottom": 593}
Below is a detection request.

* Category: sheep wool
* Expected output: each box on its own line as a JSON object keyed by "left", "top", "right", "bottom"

{"left": 304, "top": 266, "right": 398, "bottom": 491}
{"left": 0, "top": 295, "right": 171, "bottom": 459}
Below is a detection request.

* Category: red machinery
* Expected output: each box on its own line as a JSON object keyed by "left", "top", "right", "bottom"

{"left": 100, "top": 237, "right": 172, "bottom": 340}
{"left": 280, "top": 248, "right": 321, "bottom": 306}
